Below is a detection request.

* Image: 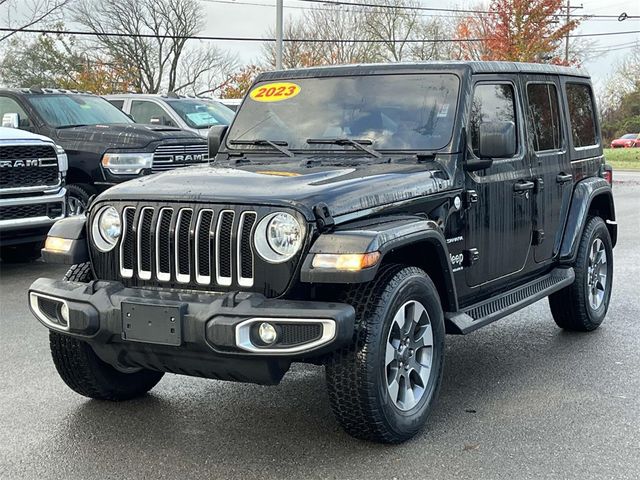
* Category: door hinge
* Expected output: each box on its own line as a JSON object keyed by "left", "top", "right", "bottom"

{"left": 463, "top": 190, "right": 478, "bottom": 208}
{"left": 463, "top": 248, "right": 480, "bottom": 266}
{"left": 313, "top": 203, "right": 335, "bottom": 232}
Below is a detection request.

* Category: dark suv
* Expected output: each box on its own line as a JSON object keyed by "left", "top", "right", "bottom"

{"left": 0, "top": 89, "right": 208, "bottom": 214}
{"left": 29, "top": 62, "right": 616, "bottom": 443}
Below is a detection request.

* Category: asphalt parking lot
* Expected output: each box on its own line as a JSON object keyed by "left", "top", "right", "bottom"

{"left": 1, "top": 175, "right": 639, "bottom": 480}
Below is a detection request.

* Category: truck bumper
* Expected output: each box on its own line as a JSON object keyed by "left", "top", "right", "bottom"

{"left": 0, "top": 189, "right": 66, "bottom": 245}
{"left": 28, "top": 278, "right": 355, "bottom": 385}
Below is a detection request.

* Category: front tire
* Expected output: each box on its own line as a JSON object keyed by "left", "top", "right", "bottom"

{"left": 549, "top": 216, "right": 613, "bottom": 331}
{"left": 50, "top": 262, "right": 164, "bottom": 400}
{"left": 325, "top": 265, "right": 445, "bottom": 443}
{"left": 66, "top": 183, "right": 95, "bottom": 216}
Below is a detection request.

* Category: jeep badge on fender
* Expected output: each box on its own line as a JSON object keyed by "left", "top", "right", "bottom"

{"left": 28, "top": 61, "right": 616, "bottom": 444}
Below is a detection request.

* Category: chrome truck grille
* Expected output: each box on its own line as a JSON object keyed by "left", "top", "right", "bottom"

{"left": 0, "top": 144, "right": 59, "bottom": 190}
{"left": 119, "top": 206, "right": 257, "bottom": 287}
{"left": 152, "top": 144, "right": 209, "bottom": 172}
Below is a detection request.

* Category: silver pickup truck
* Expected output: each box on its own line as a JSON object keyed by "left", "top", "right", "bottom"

{"left": 0, "top": 122, "right": 67, "bottom": 262}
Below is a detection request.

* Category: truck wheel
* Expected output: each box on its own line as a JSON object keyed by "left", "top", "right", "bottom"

{"left": 549, "top": 216, "right": 613, "bottom": 331}
{"left": 0, "top": 241, "right": 42, "bottom": 263}
{"left": 49, "top": 262, "right": 164, "bottom": 401}
{"left": 66, "top": 184, "right": 95, "bottom": 216}
{"left": 325, "top": 265, "right": 445, "bottom": 443}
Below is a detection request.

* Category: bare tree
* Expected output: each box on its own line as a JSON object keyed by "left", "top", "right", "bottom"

{"left": 174, "top": 46, "right": 238, "bottom": 96}
{"left": 0, "top": 0, "right": 72, "bottom": 42}
{"left": 364, "top": 0, "right": 420, "bottom": 62}
{"left": 73, "top": 0, "right": 236, "bottom": 93}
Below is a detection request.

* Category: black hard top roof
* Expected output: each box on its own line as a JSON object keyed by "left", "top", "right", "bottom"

{"left": 258, "top": 61, "right": 590, "bottom": 81}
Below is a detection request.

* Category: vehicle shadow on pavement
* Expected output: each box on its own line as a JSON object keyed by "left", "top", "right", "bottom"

{"left": 47, "top": 305, "right": 610, "bottom": 477}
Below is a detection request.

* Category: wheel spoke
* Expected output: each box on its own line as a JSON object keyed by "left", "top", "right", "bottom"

{"left": 388, "top": 378, "right": 400, "bottom": 402}
{"left": 385, "top": 341, "right": 396, "bottom": 366}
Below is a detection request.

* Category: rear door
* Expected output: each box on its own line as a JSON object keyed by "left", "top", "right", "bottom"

{"left": 464, "top": 76, "right": 534, "bottom": 288}
{"left": 522, "top": 75, "right": 573, "bottom": 263}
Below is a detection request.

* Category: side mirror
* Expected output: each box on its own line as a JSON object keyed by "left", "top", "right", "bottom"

{"left": 208, "top": 125, "right": 228, "bottom": 157}
{"left": 2, "top": 113, "right": 19, "bottom": 129}
{"left": 465, "top": 121, "right": 516, "bottom": 172}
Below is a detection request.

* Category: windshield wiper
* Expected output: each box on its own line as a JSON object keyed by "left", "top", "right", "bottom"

{"left": 306, "top": 138, "right": 382, "bottom": 158}
{"left": 229, "top": 139, "right": 294, "bottom": 158}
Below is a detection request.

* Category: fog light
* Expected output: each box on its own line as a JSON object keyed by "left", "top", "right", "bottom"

{"left": 59, "top": 302, "right": 70, "bottom": 326}
{"left": 258, "top": 322, "right": 277, "bottom": 345}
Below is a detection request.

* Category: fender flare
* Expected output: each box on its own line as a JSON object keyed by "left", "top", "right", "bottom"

{"left": 300, "top": 215, "right": 458, "bottom": 311}
{"left": 560, "top": 177, "right": 617, "bottom": 263}
{"left": 41, "top": 216, "right": 89, "bottom": 265}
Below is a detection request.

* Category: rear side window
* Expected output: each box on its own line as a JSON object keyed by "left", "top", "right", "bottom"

{"left": 469, "top": 83, "right": 517, "bottom": 156}
{"left": 527, "top": 83, "right": 562, "bottom": 152}
{"left": 566, "top": 83, "right": 597, "bottom": 148}
{"left": 0, "top": 96, "right": 32, "bottom": 127}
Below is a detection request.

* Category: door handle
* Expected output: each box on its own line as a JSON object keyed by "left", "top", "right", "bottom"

{"left": 556, "top": 173, "right": 573, "bottom": 184}
{"left": 513, "top": 180, "right": 535, "bottom": 192}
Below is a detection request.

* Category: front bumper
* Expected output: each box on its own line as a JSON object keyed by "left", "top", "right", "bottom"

{"left": 29, "top": 278, "right": 355, "bottom": 385}
{"left": 0, "top": 189, "right": 66, "bottom": 244}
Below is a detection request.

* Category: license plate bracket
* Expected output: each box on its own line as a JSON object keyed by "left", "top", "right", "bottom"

{"left": 121, "top": 302, "right": 184, "bottom": 346}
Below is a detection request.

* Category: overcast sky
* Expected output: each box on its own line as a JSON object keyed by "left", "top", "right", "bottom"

{"left": 196, "top": 0, "right": 639, "bottom": 90}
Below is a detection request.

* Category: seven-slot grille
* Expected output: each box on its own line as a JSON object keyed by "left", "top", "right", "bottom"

{"left": 0, "top": 144, "right": 59, "bottom": 189}
{"left": 119, "top": 206, "right": 257, "bottom": 287}
{"left": 152, "top": 144, "right": 209, "bottom": 172}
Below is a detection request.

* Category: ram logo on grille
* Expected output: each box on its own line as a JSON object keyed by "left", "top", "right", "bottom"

{"left": 152, "top": 144, "right": 209, "bottom": 172}
{"left": 0, "top": 159, "right": 47, "bottom": 168}
{"left": 118, "top": 206, "right": 257, "bottom": 288}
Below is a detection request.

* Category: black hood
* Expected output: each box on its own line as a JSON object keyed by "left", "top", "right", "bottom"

{"left": 55, "top": 123, "right": 204, "bottom": 155}
{"left": 96, "top": 157, "right": 454, "bottom": 221}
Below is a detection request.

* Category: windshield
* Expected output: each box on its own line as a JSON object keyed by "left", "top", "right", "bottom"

{"left": 28, "top": 94, "right": 132, "bottom": 128}
{"left": 166, "top": 99, "right": 235, "bottom": 129}
{"left": 226, "top": 74, "right": 459, "bottom": 153}
{"left": 621, "top": 134, "right": 639, "bottom": 139}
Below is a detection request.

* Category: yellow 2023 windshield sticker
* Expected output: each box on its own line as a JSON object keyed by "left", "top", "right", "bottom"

{"left": 249, "top": 82, "right": 301, "bottom": 102}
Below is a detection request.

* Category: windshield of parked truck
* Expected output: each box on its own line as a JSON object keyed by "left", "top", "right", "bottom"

{"left": 166, "top": 99, "right": 235, "bottom": 129}
{"left": 226, "top": 73, "right": 460, "bottom": 153}
{"left": 28, "top": 94, "right": 132, "bottom": 128}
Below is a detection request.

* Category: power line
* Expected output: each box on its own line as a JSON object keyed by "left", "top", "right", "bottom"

{"left": 295, "top": 0, "right": 638, "bottom": 19}
{"left": 199, "top": 0, "right": 640, "bottom": 21}
{"left": 1, "top": 26, "right": 638, "bottom": 43}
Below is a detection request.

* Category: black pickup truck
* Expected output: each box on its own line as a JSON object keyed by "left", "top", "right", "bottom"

{"left": 29, "top": 62, "right": 616, "bottom": 443}
{"left": 0, "top": 89, "right": 208, "bottom": 214}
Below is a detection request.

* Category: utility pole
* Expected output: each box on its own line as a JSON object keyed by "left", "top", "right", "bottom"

{"left": 276, "top": 0, "right": 283, "bottom": 70}
{"left": 564, "top": 0, "right": 583, "bottom": 64}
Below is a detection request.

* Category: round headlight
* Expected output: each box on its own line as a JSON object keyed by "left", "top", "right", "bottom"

{"left": 254, "top": 212, "right": 304, "bottom": 263}
{"left": 92, "top": 205, "right": 121, "bottom": 252}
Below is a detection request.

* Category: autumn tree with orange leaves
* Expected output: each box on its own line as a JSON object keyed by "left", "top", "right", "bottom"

{"left": 455, "top": 0, "right": 581, "bottom": 64}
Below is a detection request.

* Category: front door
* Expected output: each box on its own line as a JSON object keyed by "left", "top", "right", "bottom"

{"left": 464, "top": 78, "right": 534, "bottom": 288}
{"left": 521, "top": 76, "right": 573, "bottom": 263}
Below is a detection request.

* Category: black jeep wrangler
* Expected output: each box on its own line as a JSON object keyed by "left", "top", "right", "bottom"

{"left": 29, "top": 62, "right": 616, "bottom": 443}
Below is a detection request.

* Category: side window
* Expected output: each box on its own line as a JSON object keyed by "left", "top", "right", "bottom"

{"left": 0, "top": 96, "right": 31, "bottom": 128}
{"left": 130, "top": 101, "right": 175, "bottom": 127}
{"left": 566, "top": 83, "right": 597, "bottom": 148}
{"left": 527, "top": 83, "right": 562, "bottom": 152}
{"left": 107, "top": 99, "right": 125, "bottom": 110}
{"left": 469, "top": 83, "right": 517, "bottom": 156}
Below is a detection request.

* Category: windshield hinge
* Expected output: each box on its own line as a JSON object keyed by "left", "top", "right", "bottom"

{"left": 313, "top": 203, "right": 335, "bottom": 232}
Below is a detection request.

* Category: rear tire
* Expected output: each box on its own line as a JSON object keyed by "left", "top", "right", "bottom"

{"left": 50, "top": 262, "right": 164, "bottom": 400}
{"left": 325, "top": 265, "right": 445, "bottom": 443}
{"left": 549, "top": 216, "right": 613, "bottom": 331}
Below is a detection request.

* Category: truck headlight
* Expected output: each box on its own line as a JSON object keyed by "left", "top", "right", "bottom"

{"left": 101, "top": 152, "right": 153, "bottom": 175}
{"left": 92, "top": 205, "right": 121, "bottom": 252}
{"left": 254, "top": 212, "right": 304, "bottom": 263}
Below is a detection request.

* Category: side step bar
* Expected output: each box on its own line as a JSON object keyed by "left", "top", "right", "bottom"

{"left": 445, "top": 267, "right": 575, "bottom": 335}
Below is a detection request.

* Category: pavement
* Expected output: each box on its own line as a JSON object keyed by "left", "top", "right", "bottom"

{"left": 1, "top": 175, "right": 639, "bottom": 480}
